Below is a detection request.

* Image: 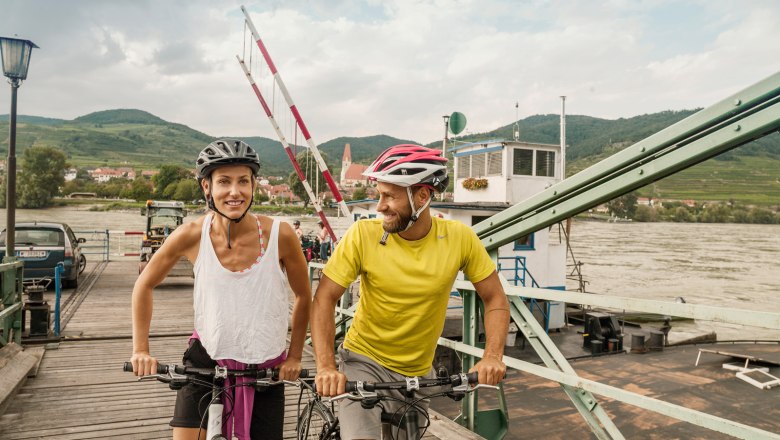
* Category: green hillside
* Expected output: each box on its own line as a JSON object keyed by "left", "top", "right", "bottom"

{"left": 0, "top": 109, "right": 212, "bottom": 168}
{"left": 1, "top": 108, "right": 778, "bottom": 205}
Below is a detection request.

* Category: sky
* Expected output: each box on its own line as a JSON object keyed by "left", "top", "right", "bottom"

{"left": 1, "top": 0, "right": 779, "bottom": 145}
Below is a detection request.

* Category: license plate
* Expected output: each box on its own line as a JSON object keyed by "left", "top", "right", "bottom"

{"left": 17, "top": 250, "right": 47, "bottom": 258}
{"left": 142, "top": 247, "right": 152, "bottom": 253}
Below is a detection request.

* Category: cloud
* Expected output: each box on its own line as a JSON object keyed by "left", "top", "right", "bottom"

{"left": 1, "top": 0, "right": 778, "bottom": 145}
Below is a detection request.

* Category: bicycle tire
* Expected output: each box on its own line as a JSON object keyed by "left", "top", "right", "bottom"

{"left": 297, "top": 400, "right": 338, "bottom": 440}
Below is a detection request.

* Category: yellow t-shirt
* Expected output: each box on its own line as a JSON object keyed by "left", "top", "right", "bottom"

{"left": 323, "top": 217, "right": 496, "bottom": 376}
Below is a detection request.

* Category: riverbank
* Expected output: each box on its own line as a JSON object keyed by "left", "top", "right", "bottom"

{"left": 51, "top": 197, "right": 332, "bottom": 217}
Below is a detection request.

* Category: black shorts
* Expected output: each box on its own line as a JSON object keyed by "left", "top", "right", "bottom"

{"left": 169, "top": 339, "right": 285, "bottom": 439}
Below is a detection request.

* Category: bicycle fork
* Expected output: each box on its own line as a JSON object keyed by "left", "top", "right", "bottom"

{"left": 207, "top": 374, "right": 227, "bottom": 440}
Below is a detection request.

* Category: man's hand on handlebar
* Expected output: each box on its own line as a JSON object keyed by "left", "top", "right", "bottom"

{"left": 471, "top": 356, "right": 506, "bottom": 386}
{"left": 315, "top": 367, "right": 347, "bottom": 397}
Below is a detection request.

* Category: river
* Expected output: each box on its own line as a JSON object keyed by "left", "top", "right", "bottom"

{"left": 2, "top": 206, "right": 778, "bottom": 340}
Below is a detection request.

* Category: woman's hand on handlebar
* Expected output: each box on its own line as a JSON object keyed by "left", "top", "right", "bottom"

{"left": 315, "top": 367, "right": 347, "bottom": 397}
{"left": 471, "top": 356, "right": 506, "bottom": 386}
{"left": 130, "top": 351, "right": 158, "bottom": 377}
{"left": 277, "top": 357, "right": 303, "bottom": 381}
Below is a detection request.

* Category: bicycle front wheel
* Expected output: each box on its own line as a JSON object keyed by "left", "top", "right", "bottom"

{"left": 297, "top": 400, "right": 338, "bottom": 440}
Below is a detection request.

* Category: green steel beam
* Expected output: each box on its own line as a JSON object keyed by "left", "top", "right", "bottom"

{"left": 474, "top": 73, "right": 780, "bottom": 250}
{"left": 0, "top": 261, "right": 23, "bottom": 347}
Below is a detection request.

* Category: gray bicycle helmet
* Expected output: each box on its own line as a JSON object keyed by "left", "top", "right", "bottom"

{"left": 196, "top": 139, "right": 260, "bottom": 179}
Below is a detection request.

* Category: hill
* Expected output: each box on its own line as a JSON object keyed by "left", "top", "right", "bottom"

{"left": 1, "top": 108, "right": 778, "bottom": 205}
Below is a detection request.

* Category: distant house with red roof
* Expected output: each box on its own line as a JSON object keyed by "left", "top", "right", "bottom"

{"left": 339, "top": 143, "right": 368, "bottom": 188}
{"left": 90, "top": 167, "right": 136, "bottom": 182}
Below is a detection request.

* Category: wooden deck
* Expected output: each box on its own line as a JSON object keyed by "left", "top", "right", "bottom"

{"left": 0, "top": 260, "right": 479, "bottom": 439}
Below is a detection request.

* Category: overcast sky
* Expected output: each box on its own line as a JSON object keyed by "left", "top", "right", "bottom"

{"left": 1, "top": 0, "right": 779, "bottom": 144}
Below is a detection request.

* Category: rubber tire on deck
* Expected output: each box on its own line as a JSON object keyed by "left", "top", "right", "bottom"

{"left": 297, "top": 401, "right": 338, "bottom": 440}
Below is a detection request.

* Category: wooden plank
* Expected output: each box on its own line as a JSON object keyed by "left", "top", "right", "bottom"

{"left": 0, "top": 350, "right": 37, "bottom": 417}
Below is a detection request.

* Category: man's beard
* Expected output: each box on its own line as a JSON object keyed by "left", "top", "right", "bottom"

{"left": 382, "top": 203, "right": 413, "bottom": 234}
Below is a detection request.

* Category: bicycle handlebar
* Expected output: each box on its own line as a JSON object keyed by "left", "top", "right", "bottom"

{"left": 123, "top": 362, "right": 312, "bottom": 380}
{"left": 344, "top": 371, "right": 479, "bottom": 393}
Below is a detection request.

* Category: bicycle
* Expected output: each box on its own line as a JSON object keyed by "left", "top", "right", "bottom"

{"left": 123, "top": 362, "right": 311, "bottom": 440}
{"left": 297, "top": 369, "right": 492, "bottom": 440}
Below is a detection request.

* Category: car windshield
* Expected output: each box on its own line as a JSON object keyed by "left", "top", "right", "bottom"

{"left": 0, "top": 228, "right": 64, "bottom": 246}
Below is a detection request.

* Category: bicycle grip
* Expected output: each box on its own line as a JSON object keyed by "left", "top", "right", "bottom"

{"left": 123, "top": 361, "right": 168, "bottom": 374}
{"left": 451, "top": 371, "right": 480, "bottom": 386}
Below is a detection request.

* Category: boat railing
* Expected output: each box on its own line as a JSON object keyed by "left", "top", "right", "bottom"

{"left": 497, "top": 256, "right": 551, "bottom": 331}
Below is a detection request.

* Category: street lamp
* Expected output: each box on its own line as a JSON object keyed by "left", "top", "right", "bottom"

{"left": 1, "top": 36, "right": 38, "bottom": 262}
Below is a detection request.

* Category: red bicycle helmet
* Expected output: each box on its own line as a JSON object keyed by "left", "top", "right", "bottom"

{"left": 363, "top": 144, "right": 448, "bottom": 193}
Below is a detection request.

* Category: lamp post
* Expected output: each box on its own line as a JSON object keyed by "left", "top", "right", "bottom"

{"left": 0, "top": 36, "right": 38, "bottom": 262}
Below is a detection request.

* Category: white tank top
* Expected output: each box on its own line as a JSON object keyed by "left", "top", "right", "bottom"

{"left": 193, "top": 214, "right": 289, "bottom": 364}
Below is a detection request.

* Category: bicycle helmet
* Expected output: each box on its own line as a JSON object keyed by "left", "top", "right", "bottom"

{"left": 363, "top": 144, "right": 448, "bottom": 193}
{"left": 196, "top": 139, "right": 260, "bottom": 179}
{"left": 364, "top": 145, "right": 449, "bottom": 242}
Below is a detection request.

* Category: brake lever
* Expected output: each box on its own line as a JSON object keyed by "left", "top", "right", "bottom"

{"left": 138, "top": 374, "right": 168, "bottom": 382}
{"left": 325, "top": 381, "right": 378, "bottom": 403}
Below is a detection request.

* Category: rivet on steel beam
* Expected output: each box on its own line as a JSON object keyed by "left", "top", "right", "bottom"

{"left": 489, "top": 238, "right": 493, "bottom": 242}
{"left": 641, "top": 147, "right": 646, "bottom": 152}
{"left": 553, "top": 190, "right": 557, "bottom": 195}
{"left": 587, "top": 399, "right": 594, "bottom": 405}
{"left": 552, "top": 209, "right": 556, "bottom": 214}
{"left": 579, "top": 389, "right": 587, "bottom": 395}
{"left": 734, "top": 99, "right": 741, "bottom": 106}
{"left": 638, "top": 169, "right": 644, "bottom": 175}
{"left": 734, "top": 125, "right": 741, "bottom": 132}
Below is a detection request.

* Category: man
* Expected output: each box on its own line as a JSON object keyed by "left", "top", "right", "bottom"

{"left": 130, "top": 139, "right": 311, "bottom": 440}
{"left": 311, "top": 144, "right": 509, "bottom": 439}
{"left": 293, "top": 220, "right": 304, "bottom": 243}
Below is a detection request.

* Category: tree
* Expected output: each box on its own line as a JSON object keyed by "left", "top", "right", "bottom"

{"left": 123, "top": 178, "right": 154, "bottom": 202}
{"left": 17, "top": 146, "right": 67, "bottom": 208}
{"left": 153, "top": 165, "right": 191, "bottom": 198}
{"left": 351, "top": 186, "right": 368, "bottom": 201}
{"left": 605, "top": 191, "right": 638, "bottom": 218}
{"left": 173, "top": 179, "right": 200, "bottom": 202}
{"left": 288, "top": 150, "right": 330, "bottom": 207}
{"left": 633, "top": 205, "right": 658, "bottom": 222}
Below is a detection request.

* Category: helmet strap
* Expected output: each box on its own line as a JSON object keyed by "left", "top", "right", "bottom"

{"left": 401, "top": 186, "right": 431, "bottom": 232}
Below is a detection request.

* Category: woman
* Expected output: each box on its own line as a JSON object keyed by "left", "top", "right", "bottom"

{"left": 130, "top": 139, "right": 311, "bottom": 439}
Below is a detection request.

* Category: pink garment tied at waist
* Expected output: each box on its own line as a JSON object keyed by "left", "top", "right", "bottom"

{"left": 190, "top": 331, "right": 286, "bottom": 440}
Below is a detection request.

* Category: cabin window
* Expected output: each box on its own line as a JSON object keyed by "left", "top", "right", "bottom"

{"left": 536, "top": 150, "right": 556, "bottom": 177}
{"left": 487, "top": 151, "right": 502, "bottom": 176}
{"left": 512, "top": 149, "right": 533, "bottom": 176}
{"left": 457, "top": 156, "right": 469, "bottom": 179}
{"left": 514, "top": 233, "right": 535, "bottom": 250}
{"left": 472, "top": 215, "right": 492, "bottom": 226}
{"left": 513, "top": 148, "right": 556, "bottom": 177}
{"left": 471, "top": 153, "right": 486, "bottom": 178}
